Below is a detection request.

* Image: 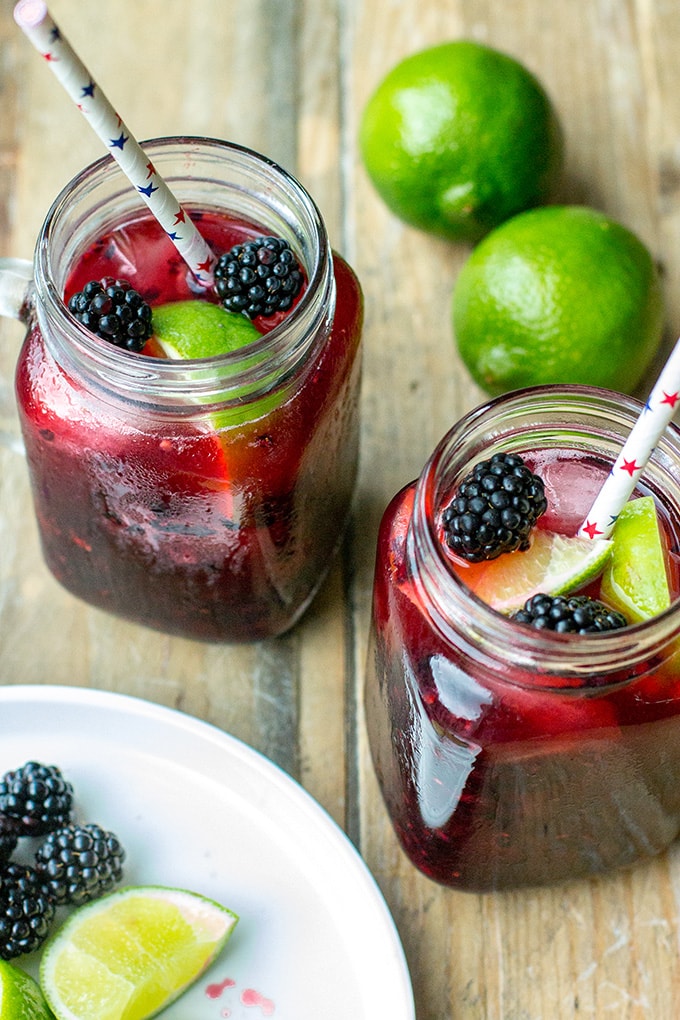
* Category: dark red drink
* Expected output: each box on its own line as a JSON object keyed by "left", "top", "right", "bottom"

{"left": 365, "top": 388, "right": 680, "bottom": 890}
{"left": 14, "top": 139, "right": 363, "bottom": 641}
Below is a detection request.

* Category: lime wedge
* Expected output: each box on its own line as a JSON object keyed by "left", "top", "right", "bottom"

{"left": 152, "top": 300, "right": 261, "bottom": 359}
{"left": 0, "top": 960, "right": 54, "bottom": 1020}
{"left": 600, "top": 496, "right": 671, "bottom": 622}
{"left": 152, "top": 300, "right": 281, "bottom": 428}
{"left": 40, "top": 886, "right": 238, "bottom": 1020}
{"left": 465, "top": 529, "right": 613, "bottom": 613}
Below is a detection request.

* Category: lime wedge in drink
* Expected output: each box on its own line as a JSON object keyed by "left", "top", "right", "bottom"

{"left": 465, "top": 529, "right": 613, "bottom": 613}
{"left": 0, "top": 960, "right": 54, "bottom": 1020}
{"left": 151, "top": 301, "right": 280, "bottom": 428}
{"left": 40, "top": 886, "right": 238, "bottom": 1020}
{"left": 152, "top": 300, "right": 261, "bottom": 359}
{"left": 600, "top": 496, "right": 671, "bottom": 622}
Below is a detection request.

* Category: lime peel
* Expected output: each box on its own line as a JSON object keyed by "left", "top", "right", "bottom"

{"left": 0, "top": 960, "right": 54, "bottom": 1020}
{"left": 452, "top": 205, "right": 664, "bottom": 397}
{"left": 465, "top": 530, "right": 613, "bottom": 613}
{"left": 600, "top": 496, "right": 671, "bottom": 623}
{"left": 40, "top": 885, "right": 238, "bottom": 1020}
{"left": 359, "top": 39, "right": 563, "bottom": 243}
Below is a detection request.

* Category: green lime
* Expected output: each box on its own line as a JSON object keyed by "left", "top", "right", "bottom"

{"left": 152, "top": 300, "right": 279, "bottom": 428}
{"left": 152, "top": 300, "right": 261, "bottom": 359}
{"left": 452, "top": 205, "right": 664, "bottom": 396}
{"left": 40, "top": 886, "right": 238, "bottom": 1020}
{"left": 600, "top": 496, "right": 671, "bottom": 622}
{"left": 461, "top": 529, "right": 613, "bottom": 613}
{"left": 0, "top": 961, "right": 54, "bottom": 1020}
{"left": 359, "top": 40, "right": 563, "bottom": 243}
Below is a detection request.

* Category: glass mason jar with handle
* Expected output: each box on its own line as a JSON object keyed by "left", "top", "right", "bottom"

{"left": 3, "top": 137, "right": 363, "bottom": 642}
{"left": 365, "top": 385, "right": 680, "bottom": 891}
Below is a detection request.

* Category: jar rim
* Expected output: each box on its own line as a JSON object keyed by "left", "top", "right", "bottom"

{"left": 33, "top": 136, "right": 334, "bottom": 406}
{"left": 410, "top": 384, "right": 680, "bottom": 685}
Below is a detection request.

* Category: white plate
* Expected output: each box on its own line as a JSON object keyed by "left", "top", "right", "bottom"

{"left": 0, "top": 685, "right": 415, "bottom": 1020}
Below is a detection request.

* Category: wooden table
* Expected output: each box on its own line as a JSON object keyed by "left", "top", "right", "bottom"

{"left": 2, "top": 2, "right": 680, "bottom": 1016}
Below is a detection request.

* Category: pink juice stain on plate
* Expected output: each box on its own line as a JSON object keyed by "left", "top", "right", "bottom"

{"left": 241, "top": 988, "right": 275, "bottom": 1015}
{"left": 205, "top": 978, "right": 236, "bottom": 999}
{"left": 204, "top": 977, "right": 276, "bottom": 1015}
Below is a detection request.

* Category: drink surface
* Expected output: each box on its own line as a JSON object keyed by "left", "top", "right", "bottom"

{"left": 63, "top": 210, "right": 297, "bottom": 331}
{"left": 366, "top": 445, "right": 680, "bottom": 890}
{"left": 15, "top": 209, "right": 363, "bottom": 640}
{"left": 445, "top": 448, "right": 680, "bottom": 602}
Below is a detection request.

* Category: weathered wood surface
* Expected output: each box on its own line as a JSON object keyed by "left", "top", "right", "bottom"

{"left": 2, "top": 1, "right": 680, "bottom": 1016}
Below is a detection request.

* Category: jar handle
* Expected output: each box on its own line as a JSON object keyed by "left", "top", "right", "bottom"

{"left": 0, "top": 259, "right": 33, "bottom": 322}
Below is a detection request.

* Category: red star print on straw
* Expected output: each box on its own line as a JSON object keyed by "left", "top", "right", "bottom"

{"left": 581, "top": 520, "right": 604, "bottom": 540}
{"left": 13, "top": 0, "right": 216, "bottom": 288}
{"left": 578, "top": 337, "right": 680, "bottom": 539}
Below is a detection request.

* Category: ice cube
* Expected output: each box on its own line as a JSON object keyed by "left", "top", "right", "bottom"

{"left": 526, "top": 451, "right": 610, "bottom": 536}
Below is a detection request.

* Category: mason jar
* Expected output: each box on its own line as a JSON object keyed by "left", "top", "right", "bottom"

{"left": 4, "top": 137, "right": 363, "bottom": 641}
{"left": 365, "top": 385, "right": 680, "bottom": 890}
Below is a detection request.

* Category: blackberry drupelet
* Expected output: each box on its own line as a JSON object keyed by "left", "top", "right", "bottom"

{"left": 0, "top": 863, "right": 55, "bottom": 960}
{"left": 35, "top": 823, "right": 126, "bottom": 905}
{"left": 214, "top": 236, "right": 304, "bottom": 319}
{"left": 511, "top": 593, "right": 628, "bottom": 633}
{"left": 0, "top": 761, "right": 73, "bottom": 836}
{"left": 441, "top": 452, "right": 548, "bottom": 562}
{"left": 68, "top": 277, "right": 153, "bottom": 352}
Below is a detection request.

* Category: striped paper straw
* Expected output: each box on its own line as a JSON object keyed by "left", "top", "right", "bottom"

{"left": 14, "top": 0, "right": 216, "bottom": 287}
{"left": 578, "top": 337, "right": 680, "bottom": 540}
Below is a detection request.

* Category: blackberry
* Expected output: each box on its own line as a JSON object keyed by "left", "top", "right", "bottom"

{"left": 0, "top": 815, "right": 19, "bottom": 866}
{"left": 35, "top": 823, "right": 126, "bottom": 905}
{"left": 0, "top": 863, "right": 55, "bottom": 960}
{"left": 68, "top": 277, "right": 153, "bottom": 352}
{"left": 214, "top": 236, "right": 304, "bottom": 319}
{"left": 0, "top": 761, "right": 73, "bottom": 836}
{"left": 511, "top": 593, "right": 628, "bottom": 634}
{"left": 441, "top": 452, "right": 547, "bottom": 562}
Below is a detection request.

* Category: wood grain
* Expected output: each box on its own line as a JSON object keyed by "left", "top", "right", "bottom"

{"left": 2, "top": 1, "right": 680, "bottom": 1016}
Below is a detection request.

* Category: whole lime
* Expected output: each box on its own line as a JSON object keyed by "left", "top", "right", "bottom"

{"left": 359, "top": 40, "right": 564, "bottom": 243}
{"left": 452, "top": 205, "right": 664, "bottom": 395}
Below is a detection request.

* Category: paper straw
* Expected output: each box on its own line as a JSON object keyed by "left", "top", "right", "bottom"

{"left": 578, "top": 337, "right": 680, "bottom": 540}
{"left": 13, "top": 0, "right": 216, "bottom": 288}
